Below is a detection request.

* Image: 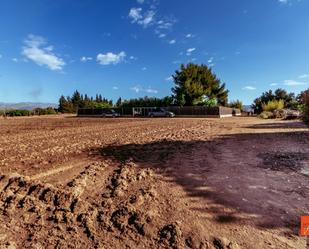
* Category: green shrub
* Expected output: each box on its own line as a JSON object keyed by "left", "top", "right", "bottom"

{"left": 6, "top": 110, "right": 32, "bottom": 117}
{"left": 262, "top": 99, "right": 284, "bottom": 112}
{"left": 229, "top": 100, "right": 243, "bottom": 111}
{"left": 33, "top": 107, "right": 57, "bottom": 115}
{"left": 273, "top": 109, "right": 287, "bottom": 119}
{"left": 259, "top": 111, "right": 274, "bottom": 119}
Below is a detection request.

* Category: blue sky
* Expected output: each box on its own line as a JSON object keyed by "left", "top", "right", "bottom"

{"left": 0, "top": 0, "right": 308, "bottom": 105}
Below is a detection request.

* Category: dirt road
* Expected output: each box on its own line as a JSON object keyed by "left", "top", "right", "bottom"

{"left": 0, "top": 116, "right": 308, "bottom": 248}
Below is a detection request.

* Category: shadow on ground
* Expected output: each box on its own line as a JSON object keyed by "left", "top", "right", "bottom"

{"left": 96, "top": 128, "right": 309, "bottom": 235}
{"left": 245, "top": 121, "right": 306, "bottom": 130}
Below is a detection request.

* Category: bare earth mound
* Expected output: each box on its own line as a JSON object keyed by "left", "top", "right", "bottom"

{"left": 0, "top": 116, "right": 308, "bottom": 248}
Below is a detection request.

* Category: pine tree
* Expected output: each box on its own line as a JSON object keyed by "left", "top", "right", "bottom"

{"left": 58, "top": 95, "right": 74, "bottom": 113}
{"left": 116, "top": 97, "right": 122, "bottom": 107}
{"left": 172, "top": 63, "right": 229, "bottom": 106}
{"left": 71, "top": 90, "right": 82, "bottom": 111}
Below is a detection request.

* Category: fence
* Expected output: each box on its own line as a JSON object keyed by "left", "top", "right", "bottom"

{"left": 78, "top": 107, "right": 133, "bottom": 116}
{"left": 219, "top": 107, "right": 241, "bottom": 117}
{"left": 78, "top": 106, "right": 241, "bottom": 118}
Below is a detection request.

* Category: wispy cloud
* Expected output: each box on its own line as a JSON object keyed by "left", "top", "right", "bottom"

{"left": 129, "top": 55, "right": 138, "bottom": 60}
{"left": 242, "top": 86, "right": 256, "bottom": 90}
{"left": 22, "top": 34, "right": 65, "bottom": 71}
{"left": 283, "top": 80, "right": 307, "bottom": 86}
{"left": 96, "top": 51, "right": 126, "bottom": 65}
{"left": 145, "top": 87, "right": 158, "bottom": 93}
{"left": 129, "top": 1, "right": 176, "bottom": 39}
{"left": 185, "top": 33, "right": 194, "bottom": 38}
{"left": 80, "top": 56, "right": 92, "bottom": 62}
{"left": 112, "top": 86, "right": 119, "bottom": 90}
{"left": 140, "top": 10, "right": 156, "bottom": 27}
{"left": 128, "top": 7, "right": 155, "bottom": 28}
{"left": 207, "top": 57, "right": 215, "bottom": 67}
{"left": 12, "top": 58, "right": 18, "bottom": 62}
{"left": 186, "top": 48, "right": 196, "bottom": 56}
{"left": 270, "top": 83, "right": 278, "bottom": 86}
{"left": 155, "top": 17, "right": 177, "bottom": 38}
{"left": 156, "top": 20, "right": 174, "bottom": 30}
{"left": 299, "top": 74, "right": 309, "bottom": 79}
{"left": 277, "top": 0, "right": 299, "bottom": 5}
{"left": 131, "top": 85, "right": 158, "bottom": 94}
{"left": 169, "top": 39, "right": 176, "bottom": 44}
{"left": 129, "top": 8, "right": 143, "bottom": 23}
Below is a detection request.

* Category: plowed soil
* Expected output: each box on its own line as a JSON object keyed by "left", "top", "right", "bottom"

{"left": 0, "top": 116, "right": 308, "bottom": 249}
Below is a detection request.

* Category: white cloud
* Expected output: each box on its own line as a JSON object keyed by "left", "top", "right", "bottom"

{"left": 145, "top": 88, "right": 158, "bottom": 94}
{"left": 129, "top": 55, "right": 137, "bottom": 60}
{"left": 142, "top": 67, "right": 147, "bottom": 71}
{"left": 129, "top": 2, "right": 176, "bottom": 40}
{"left": 12, "top": 58, "right": 18, "bottom": 62}
{"left": 129, "top": 8, "right": 143, "bottom": 22}
{"left": 270, "top": 83, "right": 278, "bottom": 86}
{"left": 80, "top": 56, "right": 92, "bottom": 62}
{"left": 208, "top": 57, "right": 214, "bottom": 63}
{"left": 186, "top": 34, "right": 193, "bottom": 38}
{"left": 283, "top": 80, "right": 307, "bottom": 86}
{"left": 131, "top": 85, "right": 158, "bottom": 94}
{"left": 186, "top": 48, "right": 196, "bottom": 56}
{"left": 112, "top": 86, "right": 119, "bottom": 90}
{"left": 299, "top": 74, "right": 309, "bottom": 79}
{"left": 22, "top": 34, "right": 65, "bottom": 71}
{"left": 165, "top": 76, "right": 173, "bottom": 81}
{"left": 96, "top": 51, "right": 126, "bottom": 65}
{"left": 277, "top": 0, "right": 299, "bottom": 5}
{"left": 169, "top": 39, "right": 176, "bottom": 44}
{"left": 128, "top": 8, "right": 155, "bottom": 28}
{"left": 141, "top": 10, "right": 155, "bottom": 27}
{"left": 157, "top": 21, "right": 173, "bottom": 30}
{"left": 131, "top": 86, "right": 141, "bottom": 93}
{"left": 242, "top": 86, "right": 256, "bottom": 90}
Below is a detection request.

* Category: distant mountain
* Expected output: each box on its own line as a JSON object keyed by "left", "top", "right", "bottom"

{"left": 0, "top": 102, "right": 58, "bottom": 110}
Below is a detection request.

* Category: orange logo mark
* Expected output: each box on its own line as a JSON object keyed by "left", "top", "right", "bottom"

{"left": 301, "top": 216, "right": 309, "bottom": 236}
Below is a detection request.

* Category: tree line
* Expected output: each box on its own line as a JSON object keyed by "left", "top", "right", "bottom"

{"left": 0, "top": 107, "right": 57, "bottom": 117}
{"left": 252, "top": 88, "right": 307, "bottom": 114}
{"left": 59, "top": 63, "right": 231, "bottom": 113}
{"left": 58, "top": 91, "right": 113, "bottom": 113}
{"left": 57, "top": 63, "right": 308, "bottom": 120}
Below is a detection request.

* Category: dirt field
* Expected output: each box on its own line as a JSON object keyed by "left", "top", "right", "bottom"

{"left": 0, "top": 116, "right": 308, "bottom": 249}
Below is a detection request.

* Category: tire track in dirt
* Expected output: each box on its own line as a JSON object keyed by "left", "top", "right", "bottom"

{"left": 0, "top": 160, "right": 236, "bottom": 249}
{"left": 31, "top": 164, "right": 76, "bottom": 180}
